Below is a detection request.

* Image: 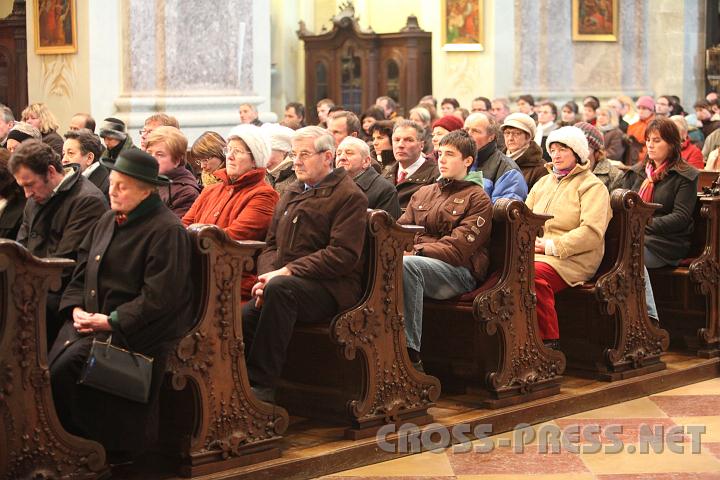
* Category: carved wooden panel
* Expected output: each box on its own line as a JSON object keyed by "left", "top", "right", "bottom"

{"left": 0, "top": 240, "right": 107, "bottom": 480}
{"left": 163, "top": 226, "right": 288, "bottom": 477}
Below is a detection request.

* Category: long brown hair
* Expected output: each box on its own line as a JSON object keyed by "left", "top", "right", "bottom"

{"left": 644, "top": 117, "right": 688, "bottom": 179}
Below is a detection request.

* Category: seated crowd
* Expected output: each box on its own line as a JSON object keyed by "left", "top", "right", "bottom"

{"left": 0, "top": 89, "right": 714, "bottom": 458}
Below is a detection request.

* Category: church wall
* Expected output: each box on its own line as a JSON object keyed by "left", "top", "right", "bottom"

{"left": 25, "top": 0, "right": 91, "bottom": 132}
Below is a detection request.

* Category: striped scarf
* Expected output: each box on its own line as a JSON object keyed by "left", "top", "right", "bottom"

{"left": 638, "top": 161, "right": 668, "bottom": 203}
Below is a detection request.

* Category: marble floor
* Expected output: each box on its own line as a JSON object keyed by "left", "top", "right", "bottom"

{"left": 320, "top": 378, "right": 720, "bottom": 480}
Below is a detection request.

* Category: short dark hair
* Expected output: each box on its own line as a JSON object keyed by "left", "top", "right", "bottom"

{"left": 376, "top": 96, "right": 397, "bottom": 114}
{"left": 539, "top": 101, "right": 558, "bottom": 118}
{"left": 73, "top": 112, "right": 96, "bottom": 132}
{"left": 328, "top": 110, "right": 361, "bottom": 136}
{"left": 472, "top": 96, "right": 492, "bottom": 110}
{"left": 583, "top": 98, "right": 600, "bottom": 110}
{"left": 285, "top": 102, "right": 306, "bottom": 121}
{"left": 9, "top": 139, "right": 63, "bottom": 176}
{"left": 441, "top": 97, "right": 460, "bottom": 109}
{"left": 369, "top": 120, "right": 395, "bottom": 139}
{"left": 563, "top": 101, "right": 579, "bottom": 114}
{"left": 518, "top": 94, "right": 535, "bottom": 106}
{"left": 64, "top": 129, "right": 104, "bottom": 162}
{"left": 393, "top": 119, "right": 425, "bottom": 140}
{"left": 694, "top": 99, "right": 713, "bottom": 111}
{"left": 439, "top": 129, "right": 477, "bottom": 160}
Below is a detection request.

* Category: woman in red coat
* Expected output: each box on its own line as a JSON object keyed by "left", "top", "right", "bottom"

{"left": 671, "top": 115, "right": 704, "bottom": 169}
{"left": 183, "top": 125, "right": 279, "bottom": 299}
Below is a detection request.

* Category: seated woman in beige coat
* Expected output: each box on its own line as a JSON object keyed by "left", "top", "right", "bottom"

{"left": 526, "top": 126, "right": 612, "bottom": 349}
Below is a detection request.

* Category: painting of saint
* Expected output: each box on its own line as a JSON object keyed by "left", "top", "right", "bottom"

{"left": 573, "top": 0, "right": 618, "bottom": 42}
{"left": 35, "top": 0, "right": 77, "bottom": 54}
{"left": 445, "top": 0, "right": 481, "bottom": 43}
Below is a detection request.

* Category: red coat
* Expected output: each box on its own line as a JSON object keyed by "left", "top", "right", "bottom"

{"left": 183, "top": 168, "right": 279, "bottom": 298}
{"left": 681, "top": 138, "right": 705, "bottom": 169}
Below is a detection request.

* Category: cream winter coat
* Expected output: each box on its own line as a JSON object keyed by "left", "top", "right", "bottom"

{"left": 526, "top": 162, "right": 612, "bottom": 286}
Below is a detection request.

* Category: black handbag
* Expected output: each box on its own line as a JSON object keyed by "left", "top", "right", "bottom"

{"left": 78, "top": 334, "right": 154, "bottom": 403}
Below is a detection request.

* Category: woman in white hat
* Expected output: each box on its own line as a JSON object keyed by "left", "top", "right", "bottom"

{"left": 501, "top": 112, "right": 547, "bottom": 190}
{"left": 182, "top": 124, "right": 280, "bottom": 300}
{"left": 525, "top": 126, "right": 612, "bottom": 349}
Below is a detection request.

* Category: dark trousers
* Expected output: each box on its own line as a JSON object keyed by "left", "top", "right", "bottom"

{"left": 242, "top": 275, "right": 338, "bottom": 388}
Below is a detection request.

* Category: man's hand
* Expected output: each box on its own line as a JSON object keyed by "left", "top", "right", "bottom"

{"left": 251, "top": 266, "right": 292, "bottom": 308}
{"left": 73, "top": 307, "right": 112, "bottom": 334}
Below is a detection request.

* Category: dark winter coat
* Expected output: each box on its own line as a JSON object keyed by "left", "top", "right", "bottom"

{"left": 258, "top": 168, "right": 368, "bottom": 311}
{"left": 16, "top": 165, "right": 107, "bottom": 268}
{"left": 399, "top": 175, "right": 492, "bottom": 283}
{"left": 42, "top": 130, "right": 64, "bottom": 157}
{"left": 0, "top": 193, "right": 26, "bottom": 240}
{"left": 53, "top": 193, "right": 194, "bottom": 452}
{"left": 159, "top": 165, "right": 201, "bottom": 218}
{"left": 352, "top": 167, "right": 401, "bottom": 219}
{"left": 382, "top": 157, "right": 439, "bottom": 209}
{"left": 509, "top": 141, "right": 547, "bottom": 190}
{"left": 100, "top": 135, "right": 137, "bottom": 163}
{"left": 86, "top": 163, "right": 111, "bottom": 199}
{"left": 622, "top": 161, "right": 699, "bottom": 265}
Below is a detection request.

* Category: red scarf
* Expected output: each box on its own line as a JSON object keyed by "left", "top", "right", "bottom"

{"left": 638, "top": 161, "right": 668, "bottom": 203}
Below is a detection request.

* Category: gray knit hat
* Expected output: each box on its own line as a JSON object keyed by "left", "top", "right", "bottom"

{"left": 98, "top": 117, "right": 128, "bottom": 140}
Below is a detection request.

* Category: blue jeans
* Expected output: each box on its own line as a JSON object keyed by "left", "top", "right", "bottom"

{"left": 403, "top": 255, "right": 477, "bottom": 352}
{"left": 643, "top": 246, "right": 672, "bottom": 321}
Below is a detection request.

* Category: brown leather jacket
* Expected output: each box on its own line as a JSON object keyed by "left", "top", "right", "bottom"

{"left": 258, "top": 168, "right": 368, "bottom": 310}
{"left": 382, "top": 157, "right": 439, "bottom": 209}
{"left": 398, "top": 176, "right": 492, "bottom": 282}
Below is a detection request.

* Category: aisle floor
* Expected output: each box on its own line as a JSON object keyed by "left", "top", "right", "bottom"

{"left": 321, "top": 378, "right": 720, "bottom": 479}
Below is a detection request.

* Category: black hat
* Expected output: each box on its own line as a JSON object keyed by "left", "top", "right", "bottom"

{"left": 7, "top": 129, "right": 34, "bottom": 143}
{"left": 101, "top": 149, "right": 170, "bottom": 186}
{"left": 98, "top": 117, "right": 128, "bottom": 140}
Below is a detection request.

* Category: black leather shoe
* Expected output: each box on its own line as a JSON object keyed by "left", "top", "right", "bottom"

{"left": 251, "top": 385, "right": 276, "bottom": 404}
{"left": 543, "top": 339, "right": 561, "bottom": 350}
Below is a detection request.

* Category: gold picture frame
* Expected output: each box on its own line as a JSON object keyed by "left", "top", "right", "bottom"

{"left": 441, "top": 0, "right": 484, "bottom": 52}
{"left": 572, "top": 0, "right": 618, "bottom": 42}
{"left": 34, "top": 0, "right": 78, "bottom": 55}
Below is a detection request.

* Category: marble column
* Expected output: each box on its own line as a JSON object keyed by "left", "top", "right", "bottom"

{"left": 113, "top": 0, "right": 273, "bottom": 144}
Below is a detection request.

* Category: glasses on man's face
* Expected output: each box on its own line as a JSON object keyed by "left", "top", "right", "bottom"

{"left": 223, "top": 147, "right": 251, "bottom": 158}
{"left": 288, "top": 150, "right": 325, "bottom": 161}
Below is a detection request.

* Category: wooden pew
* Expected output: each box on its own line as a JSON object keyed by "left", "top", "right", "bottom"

{"left": 555, "top": 190, "right": 670, "bottom": 380}
{"left": 649, "top": 193, "right": 720, "bottom": 357}
{"left": 161, "top": 225, "right": 289, "bottom": 477}
{"left": 698, "top": 170, "right": 719, "bottom": 193}
{"left": 277, "top": 209, "right": 441, "bottom": 439}
{"left": 0, "top": 240, "right": 108, "bottom": 480}
{"left": 421, "top": 199, "right": 566, "bottom": 408}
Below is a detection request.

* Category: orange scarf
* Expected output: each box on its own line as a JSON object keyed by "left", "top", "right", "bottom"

{"left": 638, "top": 161, "right": 668, "bottom": 203}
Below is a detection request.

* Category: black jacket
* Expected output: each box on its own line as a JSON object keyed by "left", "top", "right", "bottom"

{"left": 0, "top": 193, "right": 26, "bottom": 240}
{"left": 382, "top": 157, "right": 439, "bottom": 209}
{"left": 86, "top": 163, "right": 111, "bottom": 199}
{"left": 42, "top": 130, "right": 64, "bottom": 157}
{"left": 16, "top": 165, "right": 107, "bottom": 266}
{"left": 622, "top": 162, "right": 699, "bottom": 265}
{"left": 353, "top": 167, "right": 401, "bottom": 219}
{"left": 59, "top": 194, "right": 194, "bottom": 352}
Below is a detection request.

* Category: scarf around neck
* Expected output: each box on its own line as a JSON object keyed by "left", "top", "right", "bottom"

{"left": 638, "top": 161, "right": 669, "bottom": 202}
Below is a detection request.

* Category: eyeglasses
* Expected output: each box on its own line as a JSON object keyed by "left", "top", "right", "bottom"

{"left": 223, "top": 147, "right": 252, "bottom": 158}
{"left": 288, "top": 150, "right": 326, "bottom": 161}
{"left": 503, "top": 130, "right": 527, "bottom": 138}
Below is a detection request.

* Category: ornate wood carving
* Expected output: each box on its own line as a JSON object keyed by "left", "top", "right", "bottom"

{"left": 474, "top": 199, "right": 566, "bottom": 402}
{"left": 689, "top": 196, "right": 720, "bottom": 355}
{"left": 331, "top": 210, "right": 440, "bottom": 434}
{"left": 0, "top": 240, "right": 107, "bottom": 480}
{"left": 164, "top": 226, "right": 288, "bottom": 477}
{"left": 598, "top": 191, "right": 670, "bottom": 372}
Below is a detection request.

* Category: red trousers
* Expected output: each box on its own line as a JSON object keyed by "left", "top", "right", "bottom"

{"left": 534, "top": 262, "right": 569, "bottom": 340}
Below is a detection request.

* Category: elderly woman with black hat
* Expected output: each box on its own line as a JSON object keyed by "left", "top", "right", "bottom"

{"left": 98, "top": 117, "right": 138, "bottom": 162}
{"left": 49, "top": 149, "right": 194, "bottom": 461}
{"left": 526, "top": 126, "right": 612, "bottom": 348}
{"left": 5, "top": 121, "right": 41, "bottom": 153}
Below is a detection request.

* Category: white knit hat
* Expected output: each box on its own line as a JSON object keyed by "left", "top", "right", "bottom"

{"left": 227, "top": 124, "right": 271, "bottom": 168}
{"left": 546, "top": 126, "right": 590, "bottom": 164}
{"left": 501, "top": 112, "right": 537, "bottom": 138}
{"left": 261, "top": 123, "right": 294, "bottom": 153}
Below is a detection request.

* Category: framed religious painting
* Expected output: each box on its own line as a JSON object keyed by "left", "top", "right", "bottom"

{"left": 441, "top": 0, "right": 484, "bottom": 51}
{"left": 572, "top": 0, "right": 618, "bottom": 42}
{"left": 34, "top": 0, "right": 78, "bottom": 54}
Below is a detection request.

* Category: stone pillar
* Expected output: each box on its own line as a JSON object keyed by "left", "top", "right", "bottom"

{"left": 113, "top": 0, "right": 273, "bottom": 144}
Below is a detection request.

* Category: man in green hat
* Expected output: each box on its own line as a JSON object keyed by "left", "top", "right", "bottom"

{"left": 48, "top": 149, "right": 194, "bottom": 460}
